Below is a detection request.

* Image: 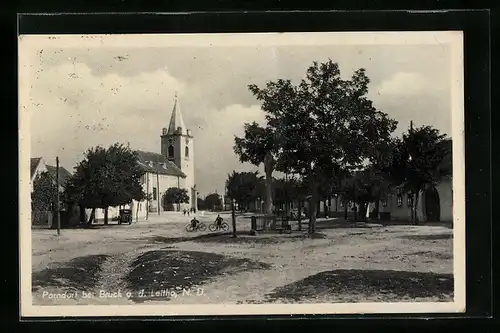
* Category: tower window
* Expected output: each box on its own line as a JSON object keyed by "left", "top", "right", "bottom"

{"left": 168, "top": 145, "right": 174, "bottom": 158}
{"left": 185, "top": 146, "right": 189, "bottom": 159}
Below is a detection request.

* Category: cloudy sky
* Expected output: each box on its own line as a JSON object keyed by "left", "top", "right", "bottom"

{"left": 24, "top": 34, "right": 455, "bottom": 197}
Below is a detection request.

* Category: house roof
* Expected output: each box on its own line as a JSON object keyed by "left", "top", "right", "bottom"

{"left": 134, "top": 150, "right": 187, "bottom": 178}
{"left": 30, "top": 157, "right": 42, "bottom": 179}
{"left": 45, "top": 165, "right": 72, "bottom": 185}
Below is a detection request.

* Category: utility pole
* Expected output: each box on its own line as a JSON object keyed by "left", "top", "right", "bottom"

{"left": 156, "top": 157, "right": 160, "bottom": 215}
{"left": 146, "top": 173, "right": 149, "bottom": 220}
{"left": 56, "top": 157, "right": 61, "bottom": 236}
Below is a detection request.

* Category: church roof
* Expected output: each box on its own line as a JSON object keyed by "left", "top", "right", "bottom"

{"left": 134, "top": 150, "right": 187, "bottom": 178}
{"left": 166, "top": 93, "right": 187, "bottom": 136}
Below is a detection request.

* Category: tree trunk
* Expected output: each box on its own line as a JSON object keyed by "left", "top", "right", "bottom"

{"left": 135, "top": 201, "right": 139, "bottom": 223}
{"left": 231, "top": 200, "right": 237, "bottom": 238}
{"left": 414, "top": 192, "right": 420, "bottom": 224}
{"left": 316, "top": 199, "right": 321, "bottom": 218}
{"left": 344, "top": 200, "right": 348, "bottom": 220}
{"left": 104, "top": 207, "right": 109, "bottom": 225}
{"left": 87, "top": 208, "right": 95, "bottom": 225}
{"left": 264, "top": 152, "right": 274, "bottom": 215}
{"left": 359, "top": 202, "right": 367, "bottom": 222}
{"left": 374, "top": 201, "right": 380, "bottom": 219}
{"left": 309, "top": 178, "right": 318, "bottom": 235}
{"left": 79, "top": 204, "right": 86, "bottom": 223}
{"left": 298, "top": 200, "right": 303, "bottom": 231}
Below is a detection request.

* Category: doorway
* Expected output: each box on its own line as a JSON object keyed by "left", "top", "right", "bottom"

{"left": 424, "top": 187, "right": 441, "bottom": 222}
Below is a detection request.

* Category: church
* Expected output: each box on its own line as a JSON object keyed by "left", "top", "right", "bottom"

{"left": 93, "top": 93, "right": 197, "bottom": 222}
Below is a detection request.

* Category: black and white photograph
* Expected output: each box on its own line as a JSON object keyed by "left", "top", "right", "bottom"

{"left": 19, "top": 32, "right": 465, "bottom": 316}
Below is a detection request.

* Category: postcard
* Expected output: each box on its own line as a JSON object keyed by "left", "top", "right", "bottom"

{"left": 19, "top": 31, "right": 465, "bottom": 317}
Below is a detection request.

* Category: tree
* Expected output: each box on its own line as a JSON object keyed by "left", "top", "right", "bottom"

{"left": 382, "top": 125, "right": 451, "bottom": 223}
{"left": 245, "top": 60, "right": 397, "bottom": 235}
{"left": 32, "top": 172, "right": 59, "bottom": 225}
{"left": 234, "top": 123, "right": 276, "bottom": 215}
{"left": 341, "top": 167, "right": 391, "bottom": 221}
{"left": 197, "top": 197, "right": 206, "bottom": 211}
{"left": 225, "top": 171, "right": 264, "bottom": 212}
{"left": 64, "top": 143, "right": 146, "bottom": 225}
{"left": 204, "top": 193, "right": 222, "bottom": 211}
{"left": 163, "top": 187, "right": 189, "bottom": 211}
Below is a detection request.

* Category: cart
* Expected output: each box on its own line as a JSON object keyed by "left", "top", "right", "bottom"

{"left": 118, "top": 209, "right": 132, "bottom": 225}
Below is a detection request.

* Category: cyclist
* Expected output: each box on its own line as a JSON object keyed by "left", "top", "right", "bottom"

{"left": 215, "top": 214, "right": 223, "bottom": 228}
{"left": 190, "top": 216, "right": 199, "bottom": 229}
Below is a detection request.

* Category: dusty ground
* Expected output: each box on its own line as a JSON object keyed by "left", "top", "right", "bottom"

{"left": 30, "top": 211, "right": 454, "bottom": 305}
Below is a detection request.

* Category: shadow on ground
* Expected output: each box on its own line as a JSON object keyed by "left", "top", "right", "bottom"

{"left": 125, "top": 250, "right": 271, "bottom": 302}
{"left": 401, "top": 234, "right": 452, "bottom": 241}
{"left": 32, "top": 254, "right": 109, "bottom": 292}
{"left": 265, "top": 269, "right": 454, "bottom": 303}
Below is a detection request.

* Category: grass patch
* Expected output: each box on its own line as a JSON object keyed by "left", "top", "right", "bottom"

{"left": 32, "top": 254, "right": 109, "bottom": 292}
{"left": 191, "top": 232, "right": 328, "bottom": 245}
{"left": 125, "top": 250, "right": 271, "bottom": 302}
{"left": 401, "top": 234, "right": 452, "bottom": 241}
{"left": 409, "top": 251, "right": 453, "bottom": 260}
{"left": 266, "top": 269, "right": 453, "bottom": 303}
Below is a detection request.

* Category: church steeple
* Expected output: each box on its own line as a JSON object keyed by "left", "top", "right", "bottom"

{"left": 166, "top": 92, "right": 187, "bottom": 136}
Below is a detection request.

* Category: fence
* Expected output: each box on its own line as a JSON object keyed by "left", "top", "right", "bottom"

{"left": 251, "top": 215, "right": 291, "bottom": 233}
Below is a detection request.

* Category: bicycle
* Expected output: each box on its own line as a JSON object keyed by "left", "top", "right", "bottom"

{"left": 185, "top": 219, "right": 207, "bottom": 232}
{"left": 208, "top": 221, "right": 229, "bottom": 232}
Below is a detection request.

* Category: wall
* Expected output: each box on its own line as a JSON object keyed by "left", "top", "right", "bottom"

{"left": 436, "top": 178, "right": 453, "bottom": 222}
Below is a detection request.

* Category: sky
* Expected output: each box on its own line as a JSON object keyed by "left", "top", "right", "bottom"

{"left": 25, "top": 34, "right": 454, "bottom": 197}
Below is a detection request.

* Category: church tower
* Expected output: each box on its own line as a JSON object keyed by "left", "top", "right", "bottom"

{"left": 161, "top": 93, "right": 196, "bottom": 209}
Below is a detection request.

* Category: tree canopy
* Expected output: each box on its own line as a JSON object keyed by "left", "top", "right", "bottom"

{"left": 382, "top": 125, "right": 451, "bottom": 222}
{"left": 225, "top": 171, "right": 264, "bottom": 211}
{"left": 63, "top": 143, "right": 146, "bottom": 224}
{"left": 238, "top": 59, "right": 398, "bottom": 233}
{"left": 163, "top": 187, "right": 189, "bottom": 210}
{"left": 204, "top": 193, "right": 223, "bottom": 211}
{"left": 32, "top": 171, "right": 58, "bottom": 212}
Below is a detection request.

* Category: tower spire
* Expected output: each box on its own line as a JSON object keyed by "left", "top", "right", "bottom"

{"left": 166, "top": 92, "right": 186, "bottom": 135}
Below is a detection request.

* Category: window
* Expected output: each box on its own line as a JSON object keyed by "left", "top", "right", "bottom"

{"left": 185, "top": 146, "right": 189, "bottom": 158}
{"left": 340, "top": 200, "right": 344, "bottom": 208}
{"left": 382, "top": 199, "right": 388, "bottom": 207}
{"left": 153, "top": 187, "right": 157, "bottom": 201}
{"left": 168, "top": 145, "right": 174, "bottom": 158}
{"left": 397, "top": 195, "right": 403, "bottom": 207}
{"left": 139, "top": 203, "right": 142, "bottom": 211}
{"left": 407, "top": 195, "right": 413, "bottom": 207}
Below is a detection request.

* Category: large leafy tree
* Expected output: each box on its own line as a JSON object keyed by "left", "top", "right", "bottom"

{"left": 341, "top": 167, "right": 391, "bottom": 221}
{"left": 225, "top": 171, "right": 264, "bottom": 212}
{"left": 163, "top": 187, "right": 189, "bottom": 211}
{"left": 234, "top": 123, "right": 276, "bottom": 215}
{"left": 242, "top": 59, "right": 397, "bottom": 235}
{"left": 32, "top": 171, "right": 58, "bottom": 213}
{"left": 64, "top": 143, "right": 146, "bottom": 225}
{"left": 204, "top": 193, "right": 222, "bottom": 211}
{"left": 383, "top": 125, "right": 451, "bottom": 223}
